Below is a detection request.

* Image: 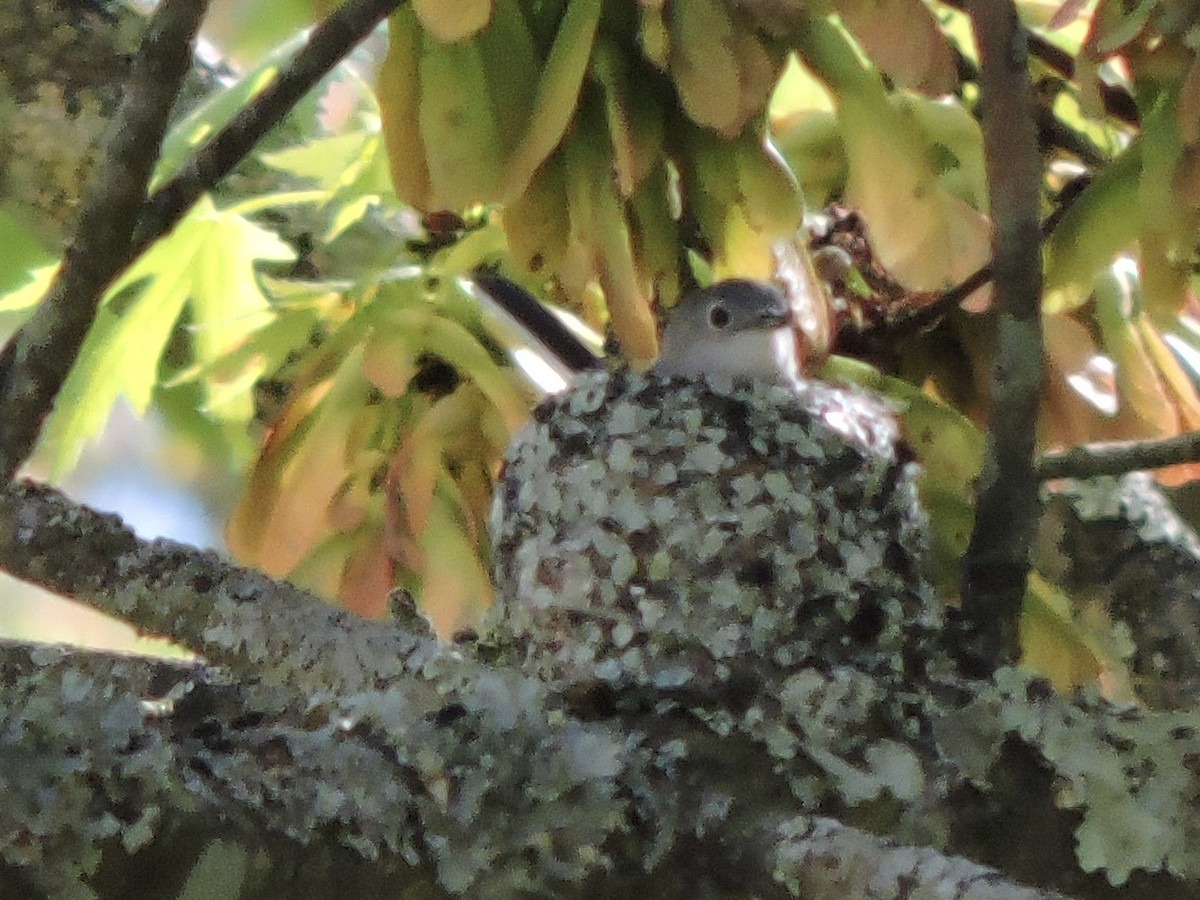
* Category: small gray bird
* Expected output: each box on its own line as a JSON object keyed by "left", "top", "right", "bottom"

{"left": 652, "top": 279, "right": 801, "bottom": 384}
{"left": 654, "top": 278, "right": 895, "bottom": 455}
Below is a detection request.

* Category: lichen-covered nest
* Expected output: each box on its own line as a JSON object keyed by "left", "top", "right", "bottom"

{"left": 490, "top": 371, "right": 940, "bottom": 690}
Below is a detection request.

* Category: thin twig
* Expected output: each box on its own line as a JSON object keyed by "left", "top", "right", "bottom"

{"left": 1037, "top": 432, "right": 1200, "bottom": 481}
{"left": 0, "top": 0, "right": 210, "bottom": 478}
{"left": 889, "top": 180, "right": 1081, "bottom": 337}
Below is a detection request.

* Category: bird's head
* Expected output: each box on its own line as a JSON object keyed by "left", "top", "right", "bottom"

{"left": 652, "top": 279, "right": 800, "bottom": 383}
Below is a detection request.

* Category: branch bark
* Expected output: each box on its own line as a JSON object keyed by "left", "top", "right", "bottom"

{"left": 3, "top": 481, "right": 1200, "bottom": 898}
{"left": 958, "top": 1, "right": 1045, "bottom": 670}
{"left": 1036, "top": 432, "right": 1200, "bottom": 481}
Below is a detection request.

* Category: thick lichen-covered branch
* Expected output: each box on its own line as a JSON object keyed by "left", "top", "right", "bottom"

{"left": 5, "top": 393, "right": 1200, "bottom": 896}
{"left": 0, "top": 641, "right": 1093, "bottom": 900}
{"left": 0, "top": 479, "right": 431, "bottom": 696}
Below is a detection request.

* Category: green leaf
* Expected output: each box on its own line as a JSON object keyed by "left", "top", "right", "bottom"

{"left": 1043, "top": 140, "right": 1142, "bottom": 314}
{"left": 260, "top": 131, "right": 377, "bottom": 191}
{"left": 0, "top": 206, "right": 54, "bottom": 294}
{"left": 39, "top": 198, "right": 293, "bottom": 477}
{"left": 153, "top": 36, "right": 306, "bottom": 188}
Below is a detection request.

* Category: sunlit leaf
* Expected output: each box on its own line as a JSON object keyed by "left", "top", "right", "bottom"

{"left": 0, "top": 263, "right": 56, "bottom": 316}
{"left": 154, "top": 36, "right": 308, "bottom": 188}
{"left": 419, "top": 485, "right": 493, "bottom": 633}
{"left": 260, "top": 131, "right": 378, "bottom": 190}
{"left": 1043, "top": 140, "right": 1142, "bottom": 314}
{"left": 835, "top": 0, "right": 957, "bottom": 95}
{"left": 795, "top": 18, "right": 990, "bottom": 292}
{"left": 38, "top": 197, "right": 287, "bottom": 477}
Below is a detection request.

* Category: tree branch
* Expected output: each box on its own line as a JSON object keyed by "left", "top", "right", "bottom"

{"left": 958, "top": 2, "right": 1045, "bottom": 670}
{"left": 0, "top": 0, "right": 209, "bottom": 478}
{"left": 1036, "top": 431, "right": 1200, "bottom": 481}
{"left": 0, "top": 479, "right": 431, "bottom": 696}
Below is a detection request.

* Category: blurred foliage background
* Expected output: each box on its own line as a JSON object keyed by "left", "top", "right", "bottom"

{"left": 3, "top": 0, "right": 1200, "bottom": 690}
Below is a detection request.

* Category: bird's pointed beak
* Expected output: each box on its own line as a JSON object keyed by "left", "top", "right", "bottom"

{"left": 758, "top": 294, "right": 793, "bottom": 329}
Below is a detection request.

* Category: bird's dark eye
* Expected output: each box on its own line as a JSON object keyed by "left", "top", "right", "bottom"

{"left": 708, "top": 303, "right": 730, "bottom": 329}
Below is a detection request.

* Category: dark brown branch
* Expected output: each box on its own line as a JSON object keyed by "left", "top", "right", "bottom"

{"left": 1037, "top": 432, "right": 1200, "bottom": 481}
{"left": 957, "top": 2, "right": 1044, "bottom": 671}
{"left": 0, "top": 0, "right": 209, "bottom": 479}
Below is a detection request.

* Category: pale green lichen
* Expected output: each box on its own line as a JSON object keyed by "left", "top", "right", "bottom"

{"left": 933, "top": 666, "right": 1200, "bottom": 887}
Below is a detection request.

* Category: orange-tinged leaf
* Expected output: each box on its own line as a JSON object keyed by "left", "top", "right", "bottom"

{"left": 413, "top": 0, "right": 493, "bottom": 43}
{"left": 339, "top": 527, "right": 394, "bottom": 617}
{"left": 419, "top": 490, "right": 493, "bottom": 634}
{"left": 392, "top": 414, "right": 442, "bottom": 540}
{"left": 225, "top": 375, "right": 331, "bottom": 563}
{"left": 362, "top": 326, "right": 417, "bottom": 396}
{"left": 1041, "top": 315, "right": 1122, "bottom": 449}
{"left": 392, "top": 384, "right": 485, "bottom": 535}
{"left": 1044, "top": 314, "right": 1118, "bottom": 420}
{"left": 227, "top": 350, "right": 372, "bottom": 575}
{"left": 835, "top": 0, "right": 957, "bottom": 95}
